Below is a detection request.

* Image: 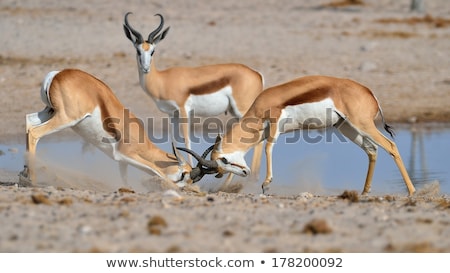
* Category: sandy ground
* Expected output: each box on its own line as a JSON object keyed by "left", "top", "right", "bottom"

{"left": 0, "top": 0, "right": 450, "bottom": 252}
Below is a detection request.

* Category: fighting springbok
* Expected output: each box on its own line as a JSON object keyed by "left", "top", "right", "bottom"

{"left": 203, "top": 75, "right": 416, "bottom": 196}
{"left": 123, "top": 12, "right": 264, "bottom": 173}
{"left": 19, "top": 69, "right": 215, "bottom": 186}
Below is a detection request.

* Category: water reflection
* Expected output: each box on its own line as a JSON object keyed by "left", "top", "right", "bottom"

{"left": 409, "top": 125, "right": 428, "bottom": 182}
{"left": 395, "top": 123, "right": 447, "bottom": 193}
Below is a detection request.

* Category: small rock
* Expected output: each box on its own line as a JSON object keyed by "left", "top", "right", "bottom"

{"left": 338, "top": 190, "right": 359, "bottom": 202}
{"left": 77, "top": 225, "right": 92, "bottom": 235}
{"left": 57, "top": 197, "right": 73, "bottom": 206}
{"left": 222, "top": 230, "right": 234, "bottom": 237}
{"left": 118, "top": 187, "right": 135, "bottom": 194}
{"left": 120, "top": 196, "right": 136, "bottom": 203}
{"left": 147, "top": 215, "right": 168, "bottom": 235}
{"left": 297, "top": 192, "right": 314, "bottom": 199}
{"left": 31, "top": 194, "right": 52, "bottom": 205}
{"left": 302, "top": 219, "right": 332, "bottom": 235}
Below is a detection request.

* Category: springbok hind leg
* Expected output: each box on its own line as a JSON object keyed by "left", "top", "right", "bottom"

{"left": 20, "top": 107, "right": 56, "bottom": 184}
{"left": 364, "top": 125, "right": 416, "bottom": 196}
{"left": 336, "top": 119, "right": 379, "bottom": 195}
{"left": 336, "top": 118, "right": 415, "bottom": 196}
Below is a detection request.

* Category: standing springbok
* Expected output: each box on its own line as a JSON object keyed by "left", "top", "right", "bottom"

{"left": 203, "top": 75, "right": 416, "bottom": 196}
{"left": 19, "top": 69, "right": 215, "bottom": 186}
{"left": 123, "top": 12, "right": 264, "bottom": 173}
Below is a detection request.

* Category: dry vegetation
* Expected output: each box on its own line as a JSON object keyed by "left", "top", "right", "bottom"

{"left": 375, "top": 14, "right": 450, "bottom": 28}
{"left": 322, "top": 0, "right": 365, "bottom": 8}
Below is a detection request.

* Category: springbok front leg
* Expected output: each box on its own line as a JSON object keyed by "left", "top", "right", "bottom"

{"left": 261, "top": 121, "right": 281, "bottom": 194}
{"left": 250, "top": 141, "right": 264, "bottom": 180}
{"left": 178, "top": 107, "right": 192, "bottom": 165}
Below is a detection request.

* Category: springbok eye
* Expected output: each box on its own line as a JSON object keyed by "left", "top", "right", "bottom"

{"left": 220, "top": 158, "right": 229, "bottom": 164}
{"left": 178, "top": 172, "right": 186, "bottom": 182}
{"left": 150, "top": 50, "right": 155, "bottom": 56}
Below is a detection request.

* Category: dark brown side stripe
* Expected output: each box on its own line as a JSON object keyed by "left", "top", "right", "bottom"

{"left": 188, "top": 77, "right": 230, "bottom": 95}
{"left": 283, "top": 88, "right": 333, "bottom": 107}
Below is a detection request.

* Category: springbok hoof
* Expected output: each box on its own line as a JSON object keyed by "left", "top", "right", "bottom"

{"left": 18, "top": 166, "right": 32, "bottom": 187}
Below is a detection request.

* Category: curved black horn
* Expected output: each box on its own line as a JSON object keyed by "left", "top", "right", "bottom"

{"left": 200, "top": 144, "right": 215, "bottom": 160}
{"left": 148, "top": 14, "right": 164, "bottom": 43}
{"left": 124, "top": 12, "right": 143, "bottom": 43}
{"left": 176, "top": 147, "right": 218, "bottom": 169}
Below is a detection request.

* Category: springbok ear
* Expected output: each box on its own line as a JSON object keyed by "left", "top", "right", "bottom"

{"left": 214, "top": 134, "right": 223, "bottom": 153}
{"left": 172, "top": 142, "right": 187, "bottom": 167}
{"left": 152, "top": 27, "right": 170, "bottom": 44}
{"left": 158, "top": 27, "right": 170, "bottom": 42}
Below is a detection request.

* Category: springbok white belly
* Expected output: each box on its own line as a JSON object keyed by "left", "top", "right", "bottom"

{"left": 71, "top": 107, "right": 119, "bottom": 160}
{"left": 278, "top": 98, "right": 340, "bottom": 133}
{"left": 154, "top": 86, "right": 242, "bottom": 117}
{"left": 186, "top": 87, "right": 231, "bottom": 116}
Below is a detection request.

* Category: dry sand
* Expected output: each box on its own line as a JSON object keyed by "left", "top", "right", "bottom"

{"left": 0, "top": 0, "right": 449, "bottom": 252}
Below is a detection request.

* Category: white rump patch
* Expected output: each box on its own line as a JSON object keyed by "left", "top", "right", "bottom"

{"left": 40, "top": 70, "right": 59, "bottom": 108}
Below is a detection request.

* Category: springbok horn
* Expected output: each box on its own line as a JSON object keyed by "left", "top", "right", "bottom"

{"left": 124, "top": 12, "right": 143, "bottom": 43}
{"left": 189, "top": 144, "right": 217, "bottom": 182}
{"left": 200, "top": 144, "right": 215, "bottom": 162}
{"left": 148, "top": 14, "right": 164, "bottom": 43}
{"left": 176, "top": 147, "right": 218, "bottom": 169}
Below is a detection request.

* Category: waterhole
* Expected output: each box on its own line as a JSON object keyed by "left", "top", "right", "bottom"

{"left": 0, "top": 123, "right": 448, "bottom": 195}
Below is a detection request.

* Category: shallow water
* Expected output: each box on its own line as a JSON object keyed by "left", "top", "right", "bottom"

{"left": 0, "top": 124, "right": 448, "bottom": 195}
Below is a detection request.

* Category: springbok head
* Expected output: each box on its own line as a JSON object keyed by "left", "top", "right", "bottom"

{"left": 210, "top": 135, "right": 251, "bottom": 178}
{"left": 123, "top": 12, "right": 170, "bottom": 73}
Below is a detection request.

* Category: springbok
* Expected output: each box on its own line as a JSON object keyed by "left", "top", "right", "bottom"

{"left": 123, "top": 12, "right": 264, "bottom": 173}
{"left": 19, "top": 69, "right": 215, "bottom": 186}
{"left": 202, "top": 75, "right": 416, "bottom": 196}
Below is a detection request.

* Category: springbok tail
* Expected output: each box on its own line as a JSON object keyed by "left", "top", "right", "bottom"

{"left": 379, "top": 105, "right": 395, "bottom": 139}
